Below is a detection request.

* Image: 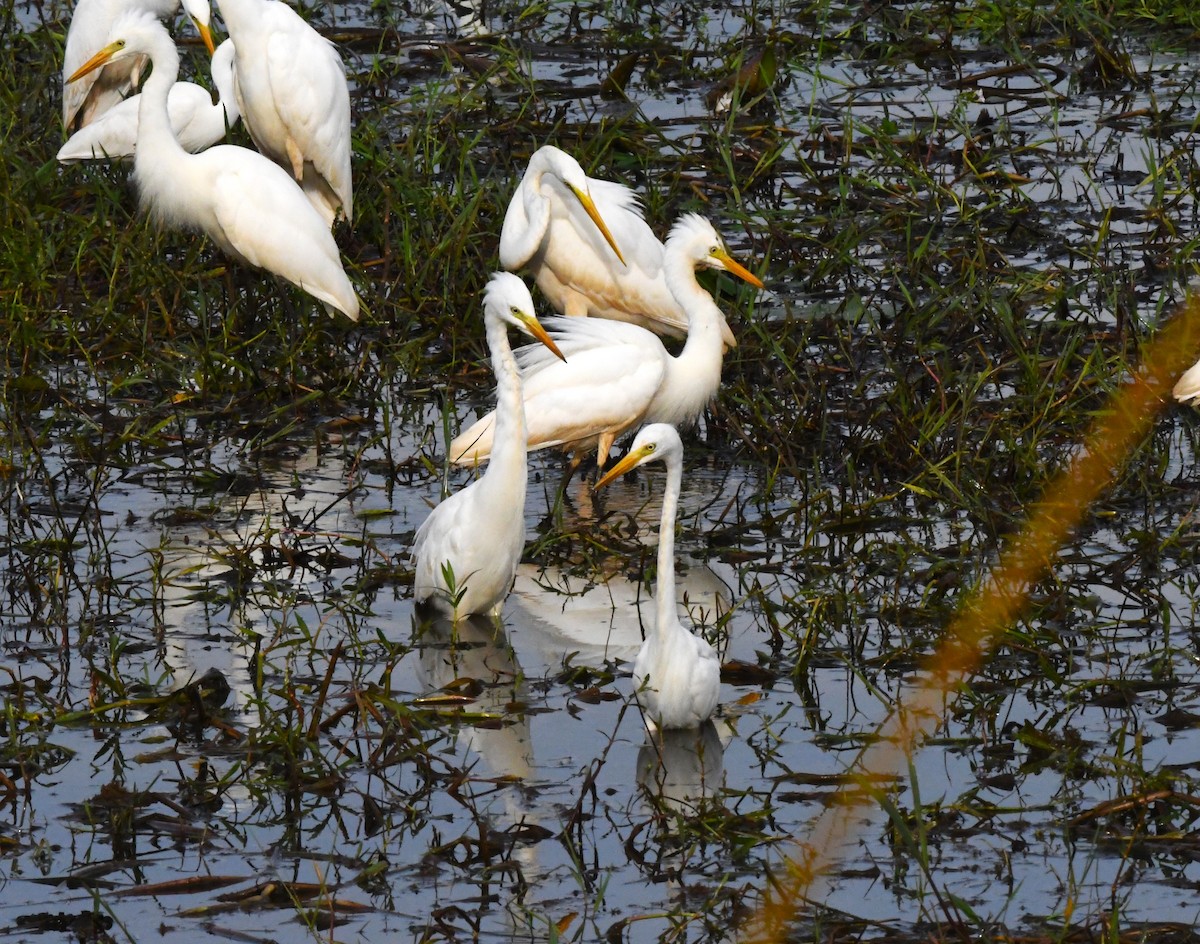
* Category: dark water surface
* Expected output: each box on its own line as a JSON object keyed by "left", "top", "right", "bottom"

{"left": 6, "top": 1, "right": 1200, "bottom": 941}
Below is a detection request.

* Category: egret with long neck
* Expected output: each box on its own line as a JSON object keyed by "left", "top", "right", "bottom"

{"left": 501, "top": 145, "right": 737, "bottom": 347}
{"left": 452, "top": 214, "right": 763, "bottom": 470}
{"left": 413, "top": 274, "right": 566, "bottom": 621}
{"left": 67, "top": 13, "right": 358, "bottom": 320}
{"left": 59, "top": 38, "right": 240, "bottom": 161}
{"left": 594, "top": 424, "right": 721, "bottom": 729}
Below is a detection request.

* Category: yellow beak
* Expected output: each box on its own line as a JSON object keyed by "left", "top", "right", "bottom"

{"left": 593, "top": 445, "right": 650, "bottom": 491}
{"left": 67, "top": 41, "right": 123, "bottom": 83}
{"left": 521, "top": 316, "right": 567, "bottom": 362}
{"left": 194, "top": 20, "right": 216, "bottom": 55}
{"left": 570, "top": 185, "right": 626, "bottom": 267}
{"left": 715, "top": 249, "right": 764, "bottom": 289}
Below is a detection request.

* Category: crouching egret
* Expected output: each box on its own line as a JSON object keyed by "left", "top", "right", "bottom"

{"left": 413, "top": 274, "right": 566, "bottom": 621}
{"left": 594, "top": 424, "right": 720, "bottom": 729}
{"left": 59, "top": 38, "right": 239, "bottom": 161}
{"left": 452, "top": 214, "right": 762, "bottom": 470}
{"left": 501, "top": 145, "right": 738, "bottom": 348}
{"left": 63, "top": 0, "right": 215, "bottom": 132}
{"left": 215, "top": 0, "right": 353, "bottom": 226}
{"left": 68, "top": 13, "right": 359, "bottom": 321}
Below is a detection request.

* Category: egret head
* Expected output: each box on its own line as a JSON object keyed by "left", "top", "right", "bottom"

{"left": 66, "top": 12, "right": 162, "bottom": 81}
{"left": 668, "top": 213, "right": 764, "bottom": 289}
{"left": 484, "top": 272, "right": 566, "bottom": 362}
{"left": 593, "top": 424, "right": 683, "bottom": 490}
{"left": 182, "top": 0, "right": 217, "bottom": 55}
{"left": 532, "top": 145, "right": 627, "bottom": 266}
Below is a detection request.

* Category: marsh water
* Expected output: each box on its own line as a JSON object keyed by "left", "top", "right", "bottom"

{"left": 6, "top": 0, "right": 1200, "bottom": 941}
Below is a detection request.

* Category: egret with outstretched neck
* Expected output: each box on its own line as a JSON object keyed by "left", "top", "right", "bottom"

{"left": 413, "top": 274, "right": 566, "bottom": 621}
{"left": 594, "top": 424, "right": 721, "bottom": 729}
{"left": 501, "top": 145, "right": 737, "bottom": 348}
{"left": 453, "top": 214, "right": 762, "bottom": 470}
{"left": 67, "top": 13, "right": 358, "bottom": 320}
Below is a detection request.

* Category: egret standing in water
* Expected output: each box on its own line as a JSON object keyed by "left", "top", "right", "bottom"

{"left": 63, "top": 0, "right": 215, "bottom": 132}
{"left": 500, "top": 145, "right": 737, "bottom": 348}
{"left": 214, "top": 0, "right": 353, "bottom": 227}
{"left": 67, "top": 13, "right": 359, "bottom": 320}
{"left": 453, "top": 214, "right": 762, "bottom": 470}
{"left": 59, "top": 38, "right": 239, "bottom": 161}
{"left": 594, "top": 424, "right": 720, "bottom": 729}
{"left": 413, "top": 274, "right": 566, "bottom": 621}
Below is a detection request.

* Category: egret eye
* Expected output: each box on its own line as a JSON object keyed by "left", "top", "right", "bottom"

{"left": 645, "top": 443, "right": 657, "bottom": 453}
{"left": 510, "top": 306, "right": 522, "bottom": 317}
{"left": 710, "top": 244, "right": 721, "bottom": 255}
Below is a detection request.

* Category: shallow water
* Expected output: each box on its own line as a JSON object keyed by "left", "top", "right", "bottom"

{"left": 7, "top": 0, "right": 1200, "bottom": 941}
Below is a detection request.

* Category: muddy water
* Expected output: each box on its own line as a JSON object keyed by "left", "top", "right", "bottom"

{"left": 7, "top": 0, "right": 1200, "bottom": 941}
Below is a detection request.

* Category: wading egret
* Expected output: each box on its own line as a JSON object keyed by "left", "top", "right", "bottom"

{"left": 68, "top": 13, "right": 359, "bottom": 321}
{"left": 413, "top": 274, "right": 566, "bottom": 621}
{"left": 59, "top": 38, "right": 238, "bottom": 161}
{"left": 63, "top": 0, "right": 215, "bottom": 132}
{"left": 452, "top": 214, "right": 762, "bottom": 469}
{"left": 1174, "top": 358, "right": 1200, "bottom": 403}
{"left": 594, "top": 424, "right": 720, "bottom": 729}
{"left": 215, "top": 0, "right": 353, "bottom": 227}
{"left": 500, "top": 145, "right": 738, "bottom": 348}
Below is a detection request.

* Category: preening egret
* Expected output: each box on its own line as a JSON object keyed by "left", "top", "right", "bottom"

{"left": 500, "top": 145, "right": 738, "bottom": 348}
{"left": 413, "top": 274, "right": 566, "bottom": 621}
{"left": 1174, "top": 358, "right": 1200, "bottom": 403}
{"left": 59, "top": 38, "right": 238, "bottom": 161}
{"left": 67, "top": 13, "right": 359, "bottom": 321}
{"left": 63, "top": 0, "right": 215, "bottom": 132}
{"left": 215, "top": 0, "right": 353, "bottom": 226}
{"left": 452, "top": 213, "right": 763, "bottom": 469}
{"left": 594, "top": 424, "right": 721, "bottom": 729}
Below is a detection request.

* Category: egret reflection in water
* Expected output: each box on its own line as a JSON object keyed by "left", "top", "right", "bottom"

{"left": 510, "top": 555, "right": 733, "bottom": 670}
{"left": 636, "top": 721, "right": 727, "bottom": 816}
{"left": 413, "top": 612, "right": 543, "bottom": 889}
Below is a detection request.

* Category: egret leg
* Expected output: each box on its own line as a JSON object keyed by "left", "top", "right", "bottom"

{"left": 563, "top": 293, "right": 589, "bottom": 317}
{"left": 285, "top": 136, "right": 305, "bottom": 181}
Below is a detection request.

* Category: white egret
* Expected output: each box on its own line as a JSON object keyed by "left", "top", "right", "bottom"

{"left": 594, "top": 424, "right": 721, "bottom": 729}
{"left": 67, "top": 13, "right": 359, "bottom": 321}
{"left": 452, "top": 213, "right": 762, "bottom": 469}
{"left": 413, "top": 274, "right": 566, "bottom": 621}
{"left": 214, "top": 0, "right": 353, "bottom": 227}
{"left": 63, "top": 0, "right": 215, "bottom": 132}
{"left": 500, "top": 144, "right": 738, "bottom": 348}
{"left": 1174, "top": 358, "right": 1200, "bottom": 403}
{"left": 59, "top": 38, "right": 238, "bottom": 162}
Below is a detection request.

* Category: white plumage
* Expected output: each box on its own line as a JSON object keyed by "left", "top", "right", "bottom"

{"left": 1174, "top": 357, "right": 1200, "bottom": 403}
{"left": 453, "top": 214, "right": 762, "bottom": 468}
{"left": 59, "top": 38, "right": 238, "bottom": 161}
{"left": 66, "top": 13, "right": 358, "bottom": 320}
{"left": 501, "top": 144, "right": 737, "bottom": 348}
{"left": 215, "top": 0, "right": 353, "bottom": 227}
{"left": 594, "top": 424, "right": 721, "bottom": 729}
{"left": 63, "top": 0, "right": 214, "bottom": 132}
{"left": 413, "top": 274, "right": 565, "bottom": 621}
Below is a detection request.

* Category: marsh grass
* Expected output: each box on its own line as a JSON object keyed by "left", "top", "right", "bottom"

{"left": 5, "top": 0, "right": 1200, "bottom": 941}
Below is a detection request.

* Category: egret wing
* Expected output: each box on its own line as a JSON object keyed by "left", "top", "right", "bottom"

{"left": 259, "top": 8, "right": 352, "bottom": 218}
